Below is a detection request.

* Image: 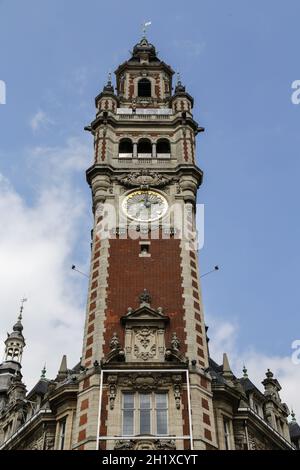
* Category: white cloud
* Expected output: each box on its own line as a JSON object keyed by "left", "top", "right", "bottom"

{"left": 208, "top": 315, "right": 300, "bottom": 422}
{"left": 29, "top": 110, "right": 54, "bottom": 132}
{"left": 0, "top": 137, "right": 91, "bottom": 390}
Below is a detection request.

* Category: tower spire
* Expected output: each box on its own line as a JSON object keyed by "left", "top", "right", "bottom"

{"left": 4, "top": 299, "right": 27, "bottom": 364}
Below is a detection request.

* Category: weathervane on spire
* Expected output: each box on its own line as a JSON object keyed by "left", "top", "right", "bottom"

{"left": 19, "top": 297, "right": 27, "bottom": 320}
{"left": 142, "top": 20, "right": 152, "bottom": 38}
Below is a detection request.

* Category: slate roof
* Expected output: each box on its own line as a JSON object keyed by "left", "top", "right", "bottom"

{"left": 239, "top": 377, "right": 265, "bottom": 399}
{"left": 208, "top": 358, "right": 227, "bottom": 385}
{"left": 27, "top": 379, "right": 49, "bottom": 399}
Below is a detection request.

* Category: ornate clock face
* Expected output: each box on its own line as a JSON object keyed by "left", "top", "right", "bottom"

{"left": 122, "top": 190, "right": 168, "bottom": 222}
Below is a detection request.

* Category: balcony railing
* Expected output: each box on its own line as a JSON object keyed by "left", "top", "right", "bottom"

{"left": 138, "top": 153, "right": 152, "bottom": 159}
{"left": 118, "top": 153, "right": 133, "bottom": 159}
{"left": 157, "top": 153, "right": 171, "bottom": 159}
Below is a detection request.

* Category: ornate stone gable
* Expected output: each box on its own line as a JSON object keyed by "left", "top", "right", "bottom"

{"left": 121, "top": 305, "right": 169, "bottom": 364}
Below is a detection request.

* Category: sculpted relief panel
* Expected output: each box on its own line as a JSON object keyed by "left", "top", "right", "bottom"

{"left": 125, "top": 326, "right": 165, "bottom": 362}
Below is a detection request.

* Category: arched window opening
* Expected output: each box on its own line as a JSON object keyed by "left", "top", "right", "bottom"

{"left": 119, "top": 138, "right": 133, "bottom": 158}
{"left": 7, "top": 348, "right": 13, "bottom": 360}
{"left": 137, "top": 139, "right": 152, "bottom": 158}
{"left": 156, "top": 139, "right": 171, "bottom": 158}
{"left": 13, "top": 350, "right": 19, "bottom": 360}
{"left": 138, "top": 78, "right": 151, "bottom": 98}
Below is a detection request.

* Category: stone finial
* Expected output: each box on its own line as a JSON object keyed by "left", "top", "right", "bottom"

{"left": 56, "top": 355, "right": 68, "bottom": 381}
{"left": 243, "top": 365, "right": 248, "bottom": 378}
{"left": 171, "top": 332, "right": 180, "bottom": 352}
{"left": 41, "top": 364, "right": 46, "bottom": 379}
{"left": 103, "top": 71, "right": 114, "bottom": 93}
{"left": 291, "top": 409, "right": 297, "bottom": 422}
{"left": 222, "top": 353, "right": 234, "bottom": 383}
{"left": 139, "top": 289, "right": 152, "bottom": 306}
{"left": 223, "top": 353, "right": 232, "bottom": 373}
{"left": 110, "top": 332, "right": 120, "bottom": 350}
{"left": 175, "top": 71, "right": 186, "bottom": 93}
{"left": 262, "top": 368, "right": 281, "bottom": 401}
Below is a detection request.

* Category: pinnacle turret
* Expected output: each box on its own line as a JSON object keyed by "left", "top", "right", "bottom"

{"left": 4, "top": 299, "right": 27, "bottom": 364}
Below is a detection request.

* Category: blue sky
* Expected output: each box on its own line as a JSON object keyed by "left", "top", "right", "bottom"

{"left": 0, "top": 1, "right": 300, "bottom": 412}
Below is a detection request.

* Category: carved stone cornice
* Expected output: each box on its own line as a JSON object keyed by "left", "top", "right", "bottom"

{"left": 86, "top": 163, "right": 203, "bottom": 189}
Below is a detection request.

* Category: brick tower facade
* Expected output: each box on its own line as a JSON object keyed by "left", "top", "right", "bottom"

{"left": 0, "top": 36, "right": 297, "bottom": 454}
{"left": 73, "top": 36, "right": 217, "bottom": 450}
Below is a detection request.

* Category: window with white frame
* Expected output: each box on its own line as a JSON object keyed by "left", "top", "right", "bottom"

{"left": 122, "top": 392, "right": 168, "bottom": 436}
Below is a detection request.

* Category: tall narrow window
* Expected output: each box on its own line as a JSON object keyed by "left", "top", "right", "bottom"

{"left": 223, "top": 418, "right": 231, "bottom": 450}
{"left": 119, "top": 138, "right": 133, "bottom": 158}
{"left": 58, "top": 418, "right": 66, "bottom": 450}
{"left": 137, "top": 139, "right": 152, "bottom": 158}
{"left": 139, "top": 394, "right": 151, "bottom": 434}
{"left": 138, "top": 78, "right": 151, "bottom": 97}
{"left": 123, "top": 393, "right": 134, "bottom": 435}
{"left": 155, "top": 393, "right": 168, "bottom": 435}
{"left": 156, "top": 139, "right": 171, "bottom": 158}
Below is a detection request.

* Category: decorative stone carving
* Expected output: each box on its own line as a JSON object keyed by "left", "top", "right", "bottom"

{"left": 108, "top": 375, "right": 118, "bottom": 410}
{"left": 134, "top": 327, "right": 156, "bottom": 361}
{"left": 176, "top": 181, "right": 182, "bottom": 194}
{"left": 114, "top": 439, "right": 176, "bottom": 450}
{"left": 165, "top": 332, "right": 187, "bottom": 364}
{"left": 114, "top": 440, "right": 134, "bottom": 450}
{"left": 103, "top": 335, "right": 125, "bottom": 364}
{"left": 139, "top": 289, "right": 152, "bottom": 306}
{"left": 135, "top": 441, "right": 156, "bottom": 450}
{"left": 119, "top": 373, "right": 169, "bottom": 391}
{"left": 156, "top": 439, "right": 176, "bottom": 450}
{"left": 110, "top": 332, "right": 120, "bottom": 350}
{"left": 172, "top": 375, "right": 182, "bottom": 409}
{"left": 45, "top": 436, "right": 55, "bottom": 450}
{"left": 117, "top": 170, "right": 172, "bottom": 189}
{"left": 171, "top": 332, "right": 180, "bottom": 352}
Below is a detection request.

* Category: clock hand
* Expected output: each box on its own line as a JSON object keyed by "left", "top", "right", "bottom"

{"left": 143, "top": 194, "right": 151, "bottom": 208}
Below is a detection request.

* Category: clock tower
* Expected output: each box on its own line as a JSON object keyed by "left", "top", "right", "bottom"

{"left": 74, "top": 36, "right": 217, "bottom": 450}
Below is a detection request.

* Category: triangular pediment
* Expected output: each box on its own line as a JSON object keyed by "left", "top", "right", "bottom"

{"left": 121, "top": 305, "right": 169, "bottom": 325}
